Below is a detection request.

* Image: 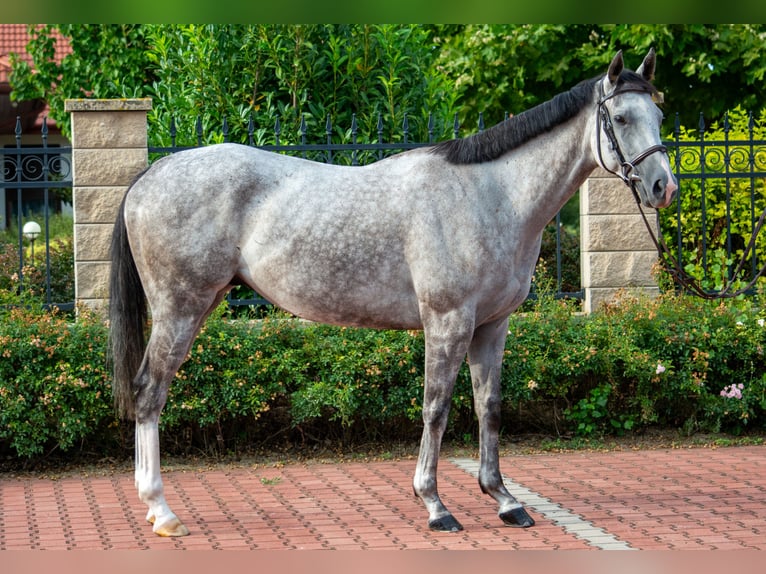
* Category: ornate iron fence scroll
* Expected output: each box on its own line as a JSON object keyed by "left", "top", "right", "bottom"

{"left": 658, "top": 110, "right": 766, "bottom": 298}
{"left": 0, "top": 116, "right": 73, "bottom": 310}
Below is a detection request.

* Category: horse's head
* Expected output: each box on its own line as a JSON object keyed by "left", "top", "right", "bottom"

{"left": 594, "top": 49, "right": 678, "bottom": 209}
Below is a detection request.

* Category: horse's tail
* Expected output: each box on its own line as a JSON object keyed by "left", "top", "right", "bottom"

{"left": 108, "top": 188, "right": 147, "bottom": 421}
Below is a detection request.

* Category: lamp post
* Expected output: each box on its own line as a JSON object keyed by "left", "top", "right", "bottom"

{"left": 22, "top": 221, "right": 41, "bottom": 265}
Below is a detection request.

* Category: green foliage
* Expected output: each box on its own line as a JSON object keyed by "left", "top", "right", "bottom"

{"left": 17, "top": 24, "right": 766, "bottom": 150}
{"left": 432, "top": 24, "right": 596, "bottom": 127}
{"left": 504, "top": 289, "right": 766, "bottom": 438}
{"left": 287, "top": 324, "right": 425, "bottom": 428}
{"left": 11, "top": 25, "right": 458, "bottom": 151}
{"left": 9, "top": 24, "right": 152, "bottom": 138}
{"left": 660, "top": 107, "right": 766, "bottom": 294}
{"left": 564, "top": 385, "right": 636, "bottom": 437}
{"left": 432, "top": 24, "right": 766, "bottom": 130}
{"left": 0, "top": 303, "right": 115, "bottom": 458}
{"left": 142, "top": 24, "right": 459, "bottom": 150}
{"left": 0, "top": 213, "right": 75, "bottom": 307}
{"left": 538, "top": 216, "right": 581, "bottom": 297}
{"left": 2, "top": 283, "right": 765, "bottom": 460}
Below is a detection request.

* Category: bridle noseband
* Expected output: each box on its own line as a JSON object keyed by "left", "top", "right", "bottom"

{"left": 596, "top": 82, "right": 668, "bottom": 198}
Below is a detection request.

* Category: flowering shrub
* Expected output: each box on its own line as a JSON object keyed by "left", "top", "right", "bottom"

{"left": 1, "top": 282, "right": 765, "bottom": 460}
{"left": 0, "top": 216, "right": 76, "bottom": 307}
{"left": 720, "top": 383, "right": 744, "bottom": 399}
{"left": 0, "top": 302, "right": 115, "bottom": 458}
{"left": 502, "top": 286, "right": 766, "bottom": 437}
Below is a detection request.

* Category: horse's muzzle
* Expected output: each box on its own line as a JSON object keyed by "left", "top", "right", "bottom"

{"left": 649, "top": 176, "right": 678, "bottom": 209}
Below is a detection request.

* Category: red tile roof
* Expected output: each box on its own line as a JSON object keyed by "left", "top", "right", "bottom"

{"left": 0, "top": 24, "right": 72, "bottom": 84}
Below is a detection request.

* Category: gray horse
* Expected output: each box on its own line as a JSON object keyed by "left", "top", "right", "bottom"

{"left": 109, "top": 49, "right": 677, "bottom": 537}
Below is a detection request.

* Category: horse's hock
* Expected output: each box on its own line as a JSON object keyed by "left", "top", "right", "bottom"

{"left": 64, "top": 98, "right": 660, "bottom": 314}
{"left": 65, "top": 98, "right": 152, "bottom": 312}
{"left": 580, "top": 167, "right": 660, "bottom": 313}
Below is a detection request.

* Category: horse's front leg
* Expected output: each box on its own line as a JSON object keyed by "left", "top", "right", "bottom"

{"left": 468, "top": 317, "right": 534, "bottom": 528}
{"left": 135, "top": 417, "right": 189, "bottom": 536}
{"left": 414, "top": 313, "right": 474, "bottom": 532}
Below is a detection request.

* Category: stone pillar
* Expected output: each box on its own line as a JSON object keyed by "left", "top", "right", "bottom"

{"left": 64, "top": 98, "right": 152, "bottom": 312}
{"left": 580, "top": 168, "right": 660, "bottom": 313}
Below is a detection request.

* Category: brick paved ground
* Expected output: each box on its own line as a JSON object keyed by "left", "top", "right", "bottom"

{"left": 1, "top": 445, "right": 764, "bottom": 551}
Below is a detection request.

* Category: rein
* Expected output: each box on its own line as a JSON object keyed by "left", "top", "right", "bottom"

{"left": 596, "top": 81, "right": 766, "bottom": 299}
{"left": 631, "top": 189, "right": 766, "bottom": 300}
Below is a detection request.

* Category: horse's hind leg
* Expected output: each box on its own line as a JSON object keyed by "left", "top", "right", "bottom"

{"left": 133, "top": 293, "right": 226, "bottom": 537}
{"left": 467, "top": 317, "right": 534, "bottom": 528}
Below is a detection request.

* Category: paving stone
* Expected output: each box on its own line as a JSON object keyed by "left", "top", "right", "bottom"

{"left": 1, "top": 446, "right": 765, "bottom": 550}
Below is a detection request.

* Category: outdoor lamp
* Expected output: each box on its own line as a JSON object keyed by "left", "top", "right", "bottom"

{"left": 22, "top": 221, "right": 42, "bottom": 262}
{"left": 23, "top": 221, "right": 41, "bottom": 241}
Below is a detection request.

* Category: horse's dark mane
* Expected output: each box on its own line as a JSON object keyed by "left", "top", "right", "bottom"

{"left": 431, "top": 70, "right": 657, "bottom": 165}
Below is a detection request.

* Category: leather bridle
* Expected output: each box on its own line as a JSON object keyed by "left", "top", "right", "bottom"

{"left": 595, "top": 81, "right": 668, "bottom": 199}
{"left": 595, "top": 78, "right": 766, "bottom": 299}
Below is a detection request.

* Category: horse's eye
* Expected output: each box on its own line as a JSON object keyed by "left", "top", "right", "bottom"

{"left": 613, "top": 114, "right": 627, "bottom": 125}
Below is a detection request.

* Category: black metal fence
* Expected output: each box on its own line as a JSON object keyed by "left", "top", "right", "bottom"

{"left": 0, "top": 117, "right": 74, "bottom": 310}
{"left": 3, "top": 109, "right": 765, "bottom": 311}
{"left": 663, "top": 110, "right": 766, "bottom": 296}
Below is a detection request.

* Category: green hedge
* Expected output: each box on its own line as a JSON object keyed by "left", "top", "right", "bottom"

{"left": 1, "top": 288, "right": 765, "bottom": 460}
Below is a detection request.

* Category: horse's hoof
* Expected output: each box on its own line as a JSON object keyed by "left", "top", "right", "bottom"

{"left": 428, "top": 515, "right": 464, "bottom": 532}
{"left": 154, "top": 517, "right": 190, "bottom": 537}
{"left": 500, "top": 506, "right": 535, "bottom": 528}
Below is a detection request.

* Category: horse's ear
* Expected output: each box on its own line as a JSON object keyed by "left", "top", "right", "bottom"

{"left": 636, "top": 47, "right": 656, "bottom": 81}
{"left": 607, "top": 50, "right": 624, "bottom": 85}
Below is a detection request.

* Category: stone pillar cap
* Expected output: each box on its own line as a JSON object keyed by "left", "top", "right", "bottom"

{"left": 65, "top": 98, "right": 153, "bottom": 112}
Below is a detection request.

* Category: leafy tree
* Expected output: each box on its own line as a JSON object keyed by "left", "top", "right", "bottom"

{"left": 583, "top": 25, "right": 766, "bottom": 130}
{"left": 9, "top": 24, "right": 152, "bottom": 138}
{"left": 14, "top": 24, "right": 766, "bottom": 142}
{"left": 144, "top": 24, "right": 459, "bottom": 149}
{"left": 10, "top": 24, "right": 460, "bottom": 150}
{"left": 431, "top": 24, "right": 596, "bottom": 125}
{"left": 432, "top": 24, "right": 766, "bottom": 132}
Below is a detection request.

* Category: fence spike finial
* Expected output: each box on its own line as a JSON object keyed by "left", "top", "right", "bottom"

{"left": 351, "top": 113, "right": 358, "bottom": 165}
{"left": 427, "top": 112, "right": 434, "bottom": 143}
{"left": 169, "top": 116, "right": 177, "bottom": 147}
{"left": 402, "top": 113, "right": 409, "bottom": 144}
{"left": 453, "top": 112, "right": 460, "bottom": 139}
